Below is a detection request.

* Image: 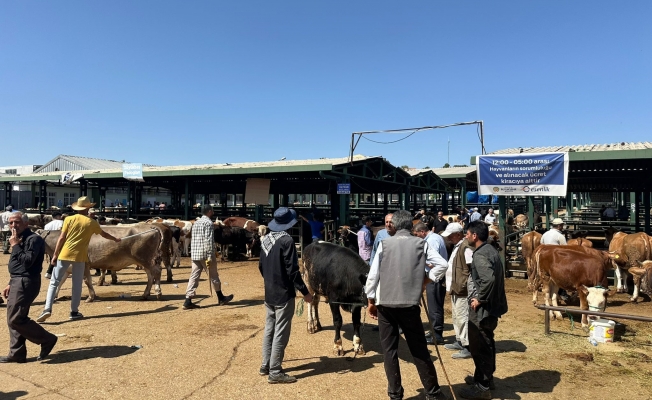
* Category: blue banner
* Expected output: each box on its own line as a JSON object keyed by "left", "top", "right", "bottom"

{"left": 476, "top": 152, "right": 568, "bottom": 196}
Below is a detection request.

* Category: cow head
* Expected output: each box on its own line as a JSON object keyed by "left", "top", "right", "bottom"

{"left": 581, "top": 285, "right": 609, "bottom": 318}
{"left": 603, "top": 227, "right": 620, "bottom": 246}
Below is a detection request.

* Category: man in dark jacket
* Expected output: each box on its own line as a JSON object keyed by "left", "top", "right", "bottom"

{"left": 258, "top": 207, "right": 313, "bottom": 384}
{"left": 460, "top": 221, "right": 508, "bottom": 400}
{"left": 1, "top": 212, "right": 57, "bottom": 363}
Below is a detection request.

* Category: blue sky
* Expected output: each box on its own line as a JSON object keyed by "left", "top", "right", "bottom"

{"left": 1, "top": 1, "right": 650, "bottom": 169}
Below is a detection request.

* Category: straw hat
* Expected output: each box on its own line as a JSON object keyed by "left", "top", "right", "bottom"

{"left": 71, "top": 196, "right": 96, "bottom": 211}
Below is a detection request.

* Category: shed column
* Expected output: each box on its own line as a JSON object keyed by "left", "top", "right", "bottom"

{"left": 99, "top": 187, "right": 107, "bottom": 212}
{"left": 527, "top": 196, "right": 535, "bottom": 230}
{"left": 184, "top": 178, "right": 189, "bottom": 220}
{"left": 629, "top": 192, "right": 636, "bottom": 226}
{"left": 126, "top": 181, "right": 132, "bottom": 220}
{"left": 551, "top": 196, "right": 559, "bottom": 218}
{"left": 39, "top": 181, "right": 47, "bottom": 213}
{"left": 442, "top": 192, "right": 448, "bottom": 214}
{"left": 644, "top": 190, "right": 651, "bottom": 235}
{"left": 382, "top": 193, "right": 388, "bottom": 216}
{"left": 458, "top": 179, "right": 467, "bottom": 208}
{"left": 635, "top": 192, "right": 641, "bottom": 232}
{"left": 220, "top": 193, "right": 228, "bottom": 218}
{"left": 4, "top": 183, "right": 11, "bottom": 208}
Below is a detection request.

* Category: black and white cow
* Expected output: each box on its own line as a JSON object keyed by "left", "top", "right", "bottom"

{"left": 301, "top": 242, "right": 369, "bottom": 356}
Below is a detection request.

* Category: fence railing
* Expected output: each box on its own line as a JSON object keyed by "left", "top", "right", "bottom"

{"left": 535, "top": 304, "right": 652, "bottom": 335}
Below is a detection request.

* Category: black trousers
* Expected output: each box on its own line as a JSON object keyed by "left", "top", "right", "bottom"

{"left": 426, "top": 280, "right": 445, "bottom": 336}
{"left": 6, "top": 276, "right": 56, "bottom": 359}
{"left": 377, "top": 305, "right": 440, "bottom": 399}
{"left": 467, "top": 308, "right": 498, "bottom": 387}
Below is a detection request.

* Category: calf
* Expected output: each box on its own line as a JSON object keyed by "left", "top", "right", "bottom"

{"left": 337, "top": 226, "right": 359, "bottom": 253}
{"left": 608, "top": 231, "right": 652, "bottom": 301}
{"left": 222, "top": 217, "right": 266, "bottom": 257}
{"left": 213, "top": 224, "right": 255, "bottom": 261}
{"left": 533, "top": 245, "right": 613, "bottom": 327}
{"left": 301, "top": 242, "right": 369, "bottom": 356}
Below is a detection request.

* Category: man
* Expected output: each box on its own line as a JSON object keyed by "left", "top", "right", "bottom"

{"left": 540, "top": 218, "right": 566, "bottom": 245}
{"left": 43, "top": 212, "right": 65, "bottom": 279}
{"left": 433, "top": 211, "right": 448, "bottom": 234}
{"left": 365, "top": 210, "right": 449, "bottom": 400}
{"left": 357, "top": 217, "right": 373, "bottom": 263}
{"left": 460, "top": 221, "right": 508, "bottom": 400}
{"left": 484, "top": 208, "right": 496, "bottom": 224}
{"left": 469, "top": 208, "right": 482, "bottom": 223}
{"left": 2, "top": 212, "right": 58, "bottom": 363}
{"left": 37, "top": 196, "right": 121, "bottom": 322}
{"left": 1, "top": 205, "right": 14, "bottom": 254}
{"left": 370, "top": 213, "right": 395, "bottom": 267}
{"left": 413, "top": 222, "right": 447, "bottom": 345}
{"left": 299, "top": 213, "right": 325, "bottom": 243}
{"left": 603, "top": 205, "right": 616, "bottom": 221}
{"left": 441, "top": 223, "right": 473, "bottom": 359}
{"left": 259, "top": 207, "right": 313, "bottom": 384}
{"left": 183, "top": 204, "right": 233, "bottom": 309}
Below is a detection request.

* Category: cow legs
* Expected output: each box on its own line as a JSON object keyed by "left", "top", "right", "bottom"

{"left": 84, "top": 265, "right": 97, "bottom": 303}
{"left": 164, "top": 259, "right": 173, "bottom": 283}
{"left": 541, "top": 282, "right": 556, "bottom": 320}
{"left": 171, "top": 243, "right": 181, "bottom": 267}
{"left": 97, "top": 269, "right": 107, "bottom": 286}
{"left": 549, "top": 284, "right": 563, "bottom": 320}
{"left": 306, "top": 295, "right": 322, "bottom": 333}
{"left": 111, "top": 270, "right": 119, "bottom": 285}
{"left": 578, "top": 290, "right": 589, "bottom": 327}
{"left": 613, "top": 262, "right": 626, "bottom": 293}
{"left": 330, "top": 303, "right": 344, "bottom": 356}
{"left": 630, "top": 270, "right": 640, "bottom": 302}
{"left": 352, "top": 306, "right": 365, "bottom": 355}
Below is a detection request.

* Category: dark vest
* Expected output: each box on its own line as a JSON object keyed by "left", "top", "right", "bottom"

{"left": 378, "top": 230, "right": 426, "bottom": 307}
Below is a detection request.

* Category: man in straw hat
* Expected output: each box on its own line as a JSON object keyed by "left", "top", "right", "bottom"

{"left": 37, "top": 196, "right": 121, "bottom": 322}
{"left": 183, "top": 204, "right": 233, "bottom": 310}
{"left": 258, "top": 207, "right": 312, "bottom": 384}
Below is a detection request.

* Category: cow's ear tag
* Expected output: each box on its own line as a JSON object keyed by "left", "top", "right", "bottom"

{"left": 615, "top": 255, "right": 619, "bottom": 259}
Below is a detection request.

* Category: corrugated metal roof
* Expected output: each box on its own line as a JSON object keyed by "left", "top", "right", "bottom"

{"left": 34, "top": 155, "right": 155, "bottom": 174}
{"left": 489, "top": 141, "right": 652, "bottom": 155}
{"left": 407, "top": 166, "right": 475, "bottom": 178}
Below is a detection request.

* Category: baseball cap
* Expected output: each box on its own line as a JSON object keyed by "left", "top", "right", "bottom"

{"left": 441, "top": 222, "right": 463, "bottom": 237}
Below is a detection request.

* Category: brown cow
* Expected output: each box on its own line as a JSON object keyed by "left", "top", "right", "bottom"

{"left": 567, "top": 238, "right": 593, "bottom": 248}
{"left": 533, "top": 245, "right": 613, "bottom": 327}
{"left": 39, "top": 226, "right": 164, "bottom": 301}
{"left": 608, "top": 231, "right": 652, "bottom": 301}
{"left": 522, "top": 231, "right": 542, "bottom": 295}
{"left": 222, "top": 216, "right": 267, "bottom": 257}
{"left": 514, "top": 214, "right": 529, "bottom": 230}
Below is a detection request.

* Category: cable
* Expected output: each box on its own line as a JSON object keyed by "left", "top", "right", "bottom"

{"left": 360, "top": 129, "right": 422, "bottom": 144}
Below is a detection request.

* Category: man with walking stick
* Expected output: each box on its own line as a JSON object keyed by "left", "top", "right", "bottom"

{"left": 365, "top": 210, "right": 449, "bottom": 400}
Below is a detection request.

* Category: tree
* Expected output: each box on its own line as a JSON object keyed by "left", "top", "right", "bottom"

{"left": 442, "top": 163, "right": 450, "bottom": 168}
{"left": 423, "top": 166, "right": 430, "bottom": 169}
{"left": 400, "top": 165, "right": 410, "bottom": 170}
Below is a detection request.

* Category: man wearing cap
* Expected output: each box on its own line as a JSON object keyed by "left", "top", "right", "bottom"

{"left": 441, "top": 223, "right": 473, "bottom": 360}
{"left": 540, "top": 218, "right": 566, "bottom": 245}
{"left": 259, "top": 207, "right": 313, "bottom": 384}
{"left": 413, "top": 222, "right": 448, "bottom": 345}
{"left": 37, "top": 196, "right": 121, "bottom": 322}
{"left": 1, "top": 205, "right": 14, "bottom": 254}
{"left": 365, "top": 210, "right": 449, "bottom": 400}
{"left": 183, "top": 204, "right": 233, "bottom": 310}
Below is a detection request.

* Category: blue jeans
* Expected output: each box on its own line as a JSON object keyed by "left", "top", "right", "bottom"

{"left": 261, "top": 300, "right": 295, "bottom": 376}
{"left": 43, "top": 260, "right": 85, "bottom": 314}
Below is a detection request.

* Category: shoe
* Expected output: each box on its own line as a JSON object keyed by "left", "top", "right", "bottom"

{"left": 444, "top": 342, "right": 464, "bottom": 351}
{"left": 37, "top": 337, "right": 58, "bottom": 361}
{"left": 36, "top": 311, "right": 51, "bottom": 323}
{"left": 44, "top": 272, "right": 51, "bottom": 279}
{"left": 259, "top": 366, "right": 269, "bottom": 376}
{"left": 425, "top": 389, "right": 449, "bottom": 400}
{"left": 464, "top": 375, "right": 495, "bottom": 390}
{"left": 183, "top": 299, "right": 200, "bottom": 310}
{"left": 459, "top": 383, "right": 491, "bottom": 399}
{"left": 69, "top": 311, "right": 84, "bottom": 320}
{"left": 0, "top": 355, "right": 26, "bottom": 363}
{"left": 218, "top": 294, "right": 234, "bottom": 306}
{"left": 268, "top": 373, "right": 297, "bottom": 384}
{"left": 451, "top": 348, "right": 472, "bottom": 359}
{"left": 427, "top": 335, "right": 445, "bottom": 345}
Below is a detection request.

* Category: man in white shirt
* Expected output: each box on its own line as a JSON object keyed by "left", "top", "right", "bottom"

{"left": 44, "top": 212, "right": 64, "bottom": 231}
{"left": 484, "top": 209, "right": 496, "bottom": 224}
{"left": 540, "top": 218, "right": 566, "bottom": 245}
{"left": 1, "top": 205, "right": 14, "bottom": 254}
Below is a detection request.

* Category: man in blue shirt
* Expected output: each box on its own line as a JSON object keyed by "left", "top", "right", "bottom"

{"left": 370, "top": 213, "right": 395, "bottom": 266}
{"left": 414, "top": 222, "right": 448, "bottom": 345}
{"left": 300, "top": 214, "right": 325, "bottom": 243}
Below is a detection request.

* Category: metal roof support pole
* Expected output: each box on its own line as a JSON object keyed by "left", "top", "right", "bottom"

{"left": 643, "top": 190, "right": 650, "bottom": 235}
{"left": 339, "top": 180, "right": 350, "bottom": 226}
{"left": 458, "top": 179, "right": 467, "bottom": 208}
{"left": 184, "top": 178, "right": 189, "bottom": 221}
{"left": 527, "top": 196, "right": 535, "bottom": 231}
{"left": 126, "top": 181, "right": 132, "bottom": 220}
{"left": 99, "top": 187, "right": 106, "bottom": 212}
{"left": 79, "top": 180, "right": 88, "bottom": 197}
{"left": 39, "top": 181, "right": 47, "bottom": 213}
{"left": 383, "top": 193, "right": 388, "bottom": 216}
{"left": 354, "top": 193, "right": 359, "bottom": 208}
{"left": 635, "top": 192, "right": 642, "bottom": 232}
{"left": 29, "top": 182, "right": 36, "bottom": 208}
{"left": 4, "top": 183, "right": 11, "bottom": 208}
{"left": 566, "top": 191, "right": 572, "bottom": 218}
{"left": 442, "top": 191, "right": 449, "bottom": 214}
{"left": 551, "top": 196, "right": 559, "bottom": 219}
{"left": 401, "top": 184, "right": 410, "bottom": 211}
{"left": 498, "top": 196, "right": 507, "bottom": 275}
{"left": 629, "top": 192, "right": 636, "bottom": 228}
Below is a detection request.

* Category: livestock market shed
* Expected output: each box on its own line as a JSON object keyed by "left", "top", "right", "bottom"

{"left": 0, "top": 154, "right": 453, "bottom": 227}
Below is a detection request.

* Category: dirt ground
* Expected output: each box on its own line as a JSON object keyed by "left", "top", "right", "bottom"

{"left": 1, "top": 253, "right": 652, "bottom": 400}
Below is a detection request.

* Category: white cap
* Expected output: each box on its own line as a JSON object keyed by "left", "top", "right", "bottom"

{"left": 441, "top": 222, "right": 463, "bottom": 237}
{"left": 474, "top": 207, "right": 479, "bottom": 211}
{"left": 552, "top": 218, "right": 564, "bottom": 225}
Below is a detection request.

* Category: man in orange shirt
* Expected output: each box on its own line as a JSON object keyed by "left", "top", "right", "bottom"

{"left": 37, "top": 197, "right": 120, "bottom": 322}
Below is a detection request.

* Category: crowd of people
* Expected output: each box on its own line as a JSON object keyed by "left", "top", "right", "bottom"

{"left": 1, "top": 200, "right": 508, "bottom": 399}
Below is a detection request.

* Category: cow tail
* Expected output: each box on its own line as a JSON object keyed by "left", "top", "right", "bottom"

{"left": 152, "top": 229, "right": 164, "bottom": 275}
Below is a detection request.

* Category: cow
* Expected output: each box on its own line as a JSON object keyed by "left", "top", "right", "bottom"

{"left": 567, "top": 238, "right": 593, "bottom": 248}
{"left": 301, "top": 242, "right": 369, "bottom": 356}
{"left": 607, "top": 231, "right": 652, "bottom": 301}
{"left": 522, "top": 231, "right": 542, "bottom": 294}
{"left": 633, "top": 260, "right": 652, "bottom": 296}
{"left": 168, "top": 225, "right": 182, "bottom": 268}
{"left": 213, "top": 223, "right": 255, "bottom": 261}
{"left": 222, "top": 216, "right": 267, "bottom": 257}
{"left": 147, "top": 218, "right": 195, "bottom": 256}
{"left": 532, "top": 245, "right": 613, "bottom": 327}
{"left": 337, "top": 225, "right": 358, "bottom": 252}
{"left": 26, "top": 213, "right": 52, "bottom": 229}
{"left": 39, "top": 226, "right": 164, "bottom": 301}
{"left": 514, "top": 214, "right": 529, "bottom": 231}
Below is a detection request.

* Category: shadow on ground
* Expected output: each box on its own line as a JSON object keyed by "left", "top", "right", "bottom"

{"left": 284, "top": 354, "right": 384, "bottom": 378}
{"left": 43, "top": 345, "right": 140, "bottom": 364}
{"left": 0, "top": 391, "right": 28, "bottom": 400}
